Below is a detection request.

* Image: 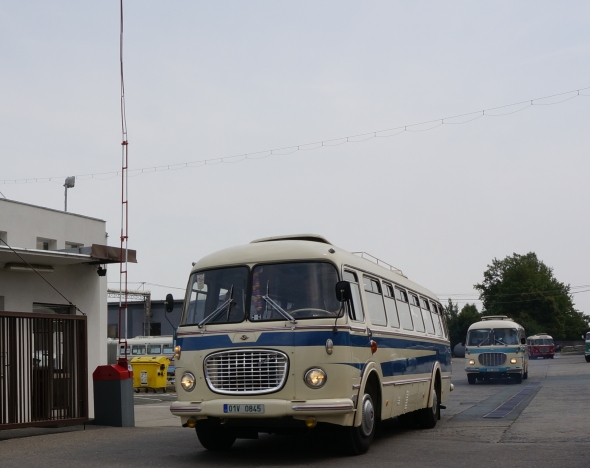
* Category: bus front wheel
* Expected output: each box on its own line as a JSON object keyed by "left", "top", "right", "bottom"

{"left": 585, "top": 355, "right": 590, "bottom": 363}
{"left": 196, "top": 421, "right": 236, "bottom": 451}
{"left": 467, "top": 374, "right": 476, "bottom": 385}
{"left": 346, "top": 384, "right": 377, "bottom": 455}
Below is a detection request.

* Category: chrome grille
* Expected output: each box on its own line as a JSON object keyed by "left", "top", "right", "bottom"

{"left": 478, "top": 352, "right": 507, "bottom": 367}
{"left": 204, "top": 349, "right": 289, "bottom": 395}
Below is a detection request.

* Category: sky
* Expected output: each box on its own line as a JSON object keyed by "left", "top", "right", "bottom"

{"left": 1, "top": 1, "right": 589, "bottom": 315}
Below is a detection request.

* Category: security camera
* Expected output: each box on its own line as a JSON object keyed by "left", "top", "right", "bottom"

{"left": 97, "top": 266, "right": 107, "bottom": 277}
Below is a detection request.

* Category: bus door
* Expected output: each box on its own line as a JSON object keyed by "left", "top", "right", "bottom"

{"left": 343, "top": 271, "right": 372, "bottom": 390}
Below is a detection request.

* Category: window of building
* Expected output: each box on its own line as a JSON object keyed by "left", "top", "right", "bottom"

{"left": 383, "top": 284, "right": 400, "bottom": 328}
{"left": 343, "top": 270, "right": 364, "bottom": 322}
{"left": 395, "top": 287, "right": 413, "bottom": 331}
{"left": 33, "top": 303, "right": 74, "bottom": 314}
{"left": 65, "top": 242, "right": 83, "bottom": 249}
{"left": 36, "top": 237, "right": 57, "bottom": 251}
{"left": 363, "top": 275, "right": 387, "bottom": 326}
{"left": 150, "top": 323, "right": 161, "bottom": 336}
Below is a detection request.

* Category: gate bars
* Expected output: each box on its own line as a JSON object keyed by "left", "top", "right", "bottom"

{"left": 0, "top": 311, "right": 88, "bottom": 429}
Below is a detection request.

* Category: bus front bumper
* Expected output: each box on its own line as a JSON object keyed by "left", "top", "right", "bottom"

{"left": 170, "top": 398, "right": 355, "bottom": 425}
{"left": 466, "top": 367, "right": 522, "bottom": 375}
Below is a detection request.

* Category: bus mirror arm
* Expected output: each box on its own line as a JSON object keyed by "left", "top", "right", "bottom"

{"left": 521, "top": 338, "right": 526, "bottom": 345}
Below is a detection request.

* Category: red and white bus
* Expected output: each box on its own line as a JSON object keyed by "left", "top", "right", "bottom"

{"left": 527, "top": 333, "right": 555, "bottom": 359}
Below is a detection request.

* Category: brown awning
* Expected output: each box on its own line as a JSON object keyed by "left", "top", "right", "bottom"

{"left": 81, "top": 244, "right": 137, "bottom": 264}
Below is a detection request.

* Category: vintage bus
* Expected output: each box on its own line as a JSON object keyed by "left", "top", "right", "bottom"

{"left": 109, "top": 335, "right": 176, "bottom": 383}
{"left": 465, "top": 316, "right": 528, "bottom": 384}
{"left": 584, "top": 332, "right": 590, "bottom": 363}
{"left": 168, "top": 234, "right": 452, "bottom": 454}
{"left": 527, "top": 333, "right": 555, "bottom": 359}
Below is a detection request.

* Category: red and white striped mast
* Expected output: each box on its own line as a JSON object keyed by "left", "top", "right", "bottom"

{"left": 117, "top": 0, "right": 130, "bottom": 367}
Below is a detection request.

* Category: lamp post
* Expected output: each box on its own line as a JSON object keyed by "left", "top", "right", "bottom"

{"left": 63, "top": 176, "right": 75, "bottom": 212}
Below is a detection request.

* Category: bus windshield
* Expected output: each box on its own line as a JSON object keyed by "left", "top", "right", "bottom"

{"left": 183, "top": 266, "right": 249, "bottom": 326}
{"left": 250, "top": 262, "right": 340, "bottom": 321}
{"left": 467, "top": 328, "right": 519, "bottom": 346}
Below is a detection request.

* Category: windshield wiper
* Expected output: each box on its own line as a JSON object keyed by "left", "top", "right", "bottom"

{"left": 198, "top": 286, "right": 234, "bottom": 328}
{"left": 261, "top": 295, "right": 297, "bottom": 324}
{"left": 478, "top": 335, "right": 491, "bottom": 347}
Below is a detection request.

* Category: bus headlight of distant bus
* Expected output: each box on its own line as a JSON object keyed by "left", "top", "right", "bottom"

{"left": 180, "top": 372, "right": 196, "bottom": 391}
{"left": 510, "top": 358, "right": 517, "bottom": 364}
{"left": 304, "top": 368, "right": 327, "bottom": 389}
{"left": 468, "top": 359, "right": 475, "bottom": 365}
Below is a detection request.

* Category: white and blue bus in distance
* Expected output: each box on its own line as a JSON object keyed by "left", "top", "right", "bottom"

{"left": 464, "top": 316, "right": 528, "bottom": 384}
{"left": 167, "top": 234, "right": 452, "bottom": 455}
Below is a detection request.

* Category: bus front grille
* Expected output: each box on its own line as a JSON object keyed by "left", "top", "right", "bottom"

{"left": 204, "top": 349, "right": 289, "bottom": 395}
{"left": 478, "top": 352, "right": 507, "bottom": 367}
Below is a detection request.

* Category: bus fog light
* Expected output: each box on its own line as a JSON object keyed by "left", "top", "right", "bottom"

{"left": 305, "top": 417, "right": 317, "bottom": 428}
{"left": 510, "top": 358, "right": 517, "bottom": 364}
{"left": 181, "top": 372, "right": 196, "bottom": 391}
{"left": 468, "top": 359, "right": 475, "bottom": 365}
{"left": 304, "top": 368, "right": 327, "bottom": 388}
{"left": 186, "top": 417, "right": 197, "bottom": 428}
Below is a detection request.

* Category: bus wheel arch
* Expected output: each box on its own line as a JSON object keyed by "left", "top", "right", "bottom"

{"left": 347, "top": 370, "right": 380, "bottom": 455}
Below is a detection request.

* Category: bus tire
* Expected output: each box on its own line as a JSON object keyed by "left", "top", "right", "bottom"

{"left": 467, "top": 374, "right": 476, "bottom": 385}
{"left": 585, "top": 355, "right": 590, "bottom": 363}
{"left": 523, "top": 370, "right": 528, "bottom": 380}
{"left": 346, "top": 384, "right": 377, "bottom": 455}
{"left": 196, "top": 421, "right": 236, "bottom": 451}
{"left": 417, "top": 378, "right": 440, "bottom": 429}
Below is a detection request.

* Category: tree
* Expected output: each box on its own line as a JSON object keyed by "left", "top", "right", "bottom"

{"left": 444, "top": 301, "right": 481, "bottom": 347}
{"left": 474, "top": 252, "right": 589, "bottom": 340}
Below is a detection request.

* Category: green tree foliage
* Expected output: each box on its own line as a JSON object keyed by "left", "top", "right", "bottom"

{"left": 474, "top": 252, "right": 589, "bottom": 340}
{"left": 444, "top": 300, "right": 481, "bottom": 347}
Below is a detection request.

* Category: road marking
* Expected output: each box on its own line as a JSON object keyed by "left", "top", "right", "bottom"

{"left": 483, "top": 383, "right": 539, "bottom": 419}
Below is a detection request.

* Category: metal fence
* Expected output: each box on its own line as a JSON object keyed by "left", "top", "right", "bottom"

{"left": 0, "top": 311, "right": 88, "bottom": 430}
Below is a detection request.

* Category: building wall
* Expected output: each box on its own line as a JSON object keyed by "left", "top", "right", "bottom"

{"left": 108, "top": 300, "right": 183, "bottom": 338}
{"left": 0, "top": 199, "right": 109, "bottom": 419}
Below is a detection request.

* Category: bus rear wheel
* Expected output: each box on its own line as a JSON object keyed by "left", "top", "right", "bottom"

{"left": 196, "top": 421, "right": 236, "bottom": 451}
{"left": 346, "top": 384, "right": 377, "bottom": 455}
{"left": 417, "top": 379, "right": 440, "bottom": 429}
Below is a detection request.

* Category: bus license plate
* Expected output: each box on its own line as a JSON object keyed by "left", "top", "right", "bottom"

{"left": 223, "top": 404, "right": 264, "bottom": 414}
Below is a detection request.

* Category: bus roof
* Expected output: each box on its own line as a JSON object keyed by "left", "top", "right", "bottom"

{"left": 527, "top": 333, "right": 553, "bottom": 339}
{"left": 190, "top": 235, "right": 440, "bottom": 302}
{"left": 468, "top": 319, "right": 524, "bottom": 331}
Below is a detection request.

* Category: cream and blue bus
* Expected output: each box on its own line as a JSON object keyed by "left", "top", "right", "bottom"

{"left": 465, "top": 316, "right": 528, "bottom": 384}
{"left": 168, "top": 234, "right": 452, "bottom": 454}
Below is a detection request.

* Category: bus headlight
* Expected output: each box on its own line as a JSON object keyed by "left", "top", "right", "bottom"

{"left": 304, "top": 368, "right": 327, "bottom": 388}
{"left": 180, "top": 372, "right": 196, "bottom": 391}
{"left": 468, "top": 359, "right": 475, "bottom": 365}
{"left": 510, "top": 358, "right": 517, "bottom": 364}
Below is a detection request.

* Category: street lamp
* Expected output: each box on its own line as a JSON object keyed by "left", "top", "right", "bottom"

{"left": 64, "top": 176, "right": 75, "bottom": 212}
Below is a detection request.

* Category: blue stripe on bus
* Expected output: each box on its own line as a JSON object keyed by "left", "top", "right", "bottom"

{"left": 177, "top": 330, "right": 452, "bottom": 374}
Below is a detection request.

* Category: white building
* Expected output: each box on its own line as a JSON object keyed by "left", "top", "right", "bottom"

{"left": 0, "top": 198, "right": 135, "bottom": 423}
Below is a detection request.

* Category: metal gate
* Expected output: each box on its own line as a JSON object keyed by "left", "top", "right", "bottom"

{"left": 0, "top": 311, "right": 88, "bottom": 429}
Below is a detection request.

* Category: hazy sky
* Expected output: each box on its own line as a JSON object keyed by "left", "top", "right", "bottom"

{"left": 2, "top": 2, "right": 589, "bottom": 315}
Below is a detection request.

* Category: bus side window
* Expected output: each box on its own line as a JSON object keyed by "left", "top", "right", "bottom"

{"left": 163, "top": 344, "right": 174, "bottom": 354}
{"left": 430, "top": 301, "right": 442, "bottom": 336}
{"left": 132, "top": 345, "right": 146, "bottom": 355}
{"left": 343, "top": 270, "right": 365, "bottom": 322}
{"left": 383, "top": 284, "right": 400, "bottom": 328}
{"left": 147, "top": 345, "right": 162, "bottom": 355}
{"left": 420, "top": 298, "right": 435, "bottom": 334}
{"left": 395, "top": 288, "right": 413, "bottom": 331}
{"left": 363, "top": 275, "right": 387, "bottom": 326}
{"left": 437, "top": 304, "right": 449, "bottom": 338}
{"left": 410, "top": 294, "right": 425, "bottom": 332}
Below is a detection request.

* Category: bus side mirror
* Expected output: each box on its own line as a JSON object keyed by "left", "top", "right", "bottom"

{"left": 165, "top": 293, "right": 174, "bottom": 313}
{"left": 335, "top": 281, "right": 352, "bottom": 302}
{"left": 521, "top": 338, "right": 526, "bottom": 345}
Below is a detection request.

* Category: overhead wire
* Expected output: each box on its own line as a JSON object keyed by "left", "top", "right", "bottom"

{"left": 1, "top": 86, "right": 589, "bottom": 185}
